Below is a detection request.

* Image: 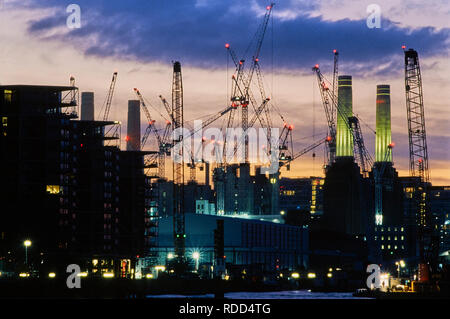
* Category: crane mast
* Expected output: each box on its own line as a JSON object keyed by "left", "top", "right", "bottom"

{"left": 404, "top": 47, "right": 436, "bottom": 279}
{"left": 172, "top": 61, "right": 185, "bottom": 262}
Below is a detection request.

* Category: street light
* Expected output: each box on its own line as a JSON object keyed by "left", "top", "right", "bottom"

{"left": 395, "top": 260, "right": 405, "bottom": 278}
{"left": 23, "top": 240, "right": 31, "bottom": 266}
{"left": 192, "top": 251, "right": 200, "bottom": 271}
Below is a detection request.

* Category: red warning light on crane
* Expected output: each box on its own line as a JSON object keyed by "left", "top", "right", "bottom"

{"left": 389, "top": 142, "right": 395, "bottom": 148}
{"left": 266, "top": 5, "right": 272, "bottom": 10}
{"left": 401, "top": 45, "right": 406, "bottom": 50}
{"left": 326, "top": 136, "right": 332, "bottom": 142}
{"left": 125, "top": 136, "right": 130, "bottom": 142}
{"left": 288, "top": 125, "right": 294, "bottom": 130}
{"left": 225, "top": 43, "right": 230, "bottom": 49}
{"left": 333, "top": 49, "right": 337, "bottom": 54}
{"left": 314, "top": 64, "right": 319, "bottom": 69}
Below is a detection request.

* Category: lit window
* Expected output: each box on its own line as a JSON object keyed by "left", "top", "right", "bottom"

{"left": 46, "top": 185, "right": 61, "bottom": 194}
{"left": 4, "top": 90, "right": 12, "bottom": 103}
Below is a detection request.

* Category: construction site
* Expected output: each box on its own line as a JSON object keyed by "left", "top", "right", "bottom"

{"left": 0, "top": 2, "right": 449, "bottom": 299}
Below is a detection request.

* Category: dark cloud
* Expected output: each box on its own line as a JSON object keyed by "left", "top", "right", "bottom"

{"left": 23, "top": 0, "right": 450, "bottom": 76}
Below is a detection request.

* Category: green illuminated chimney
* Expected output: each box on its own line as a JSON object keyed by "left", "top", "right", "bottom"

{"left": 336, "top": 75, "right": 354, "bottom": 158}
{"left": 375, "top": 85, "right": 392, "bottom": 162}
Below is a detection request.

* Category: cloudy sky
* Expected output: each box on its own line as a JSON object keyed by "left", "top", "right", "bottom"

{"left": 0, "top": 0, "right": 449, "bottom": 184}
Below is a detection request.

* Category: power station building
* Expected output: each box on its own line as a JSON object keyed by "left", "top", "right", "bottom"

{"left": 321, "top": 75, "right": 369, "bottom": 237}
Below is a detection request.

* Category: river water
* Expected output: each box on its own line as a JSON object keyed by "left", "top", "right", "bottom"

{"left": 147, "top": 290, "right": 370, "bottom": 299}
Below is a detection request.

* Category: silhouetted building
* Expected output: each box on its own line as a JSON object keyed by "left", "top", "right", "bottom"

{"left": 0, "top": 85, "right": 79, "bottom": 273}
{"left": 430, "top": 186, "right": 450, "bottom": 259}
{"left": 156, "top": 214, "right": 309, "bottom": 277}
{"left": 321, "top": 159, "right": 369, "bottom": 236}
{"left": 0, "top": 85, "right": 154, "bottom": 277}
{"left": 279, "top": 177, "right": 324, "bottom": 218}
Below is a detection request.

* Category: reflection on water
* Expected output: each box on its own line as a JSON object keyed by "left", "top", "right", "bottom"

{"left": 147, "top": 290, "right": 371, "bottom": 299}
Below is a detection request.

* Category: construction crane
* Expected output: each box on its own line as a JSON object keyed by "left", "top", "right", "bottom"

{"left": 403, "top": 47, "right": 436, "bottom": 281}
{"left": 312, "top": 64, "right": 337, "bottom": 168}
{"left": 373, "top": 144, "right": 394, "bottom": 225}
{"left": 133, "top": 88, "right": 172, "bottom": 178}
{"left": 99, "top": 72, "right": 118, "bottom": 121}
{"left": 278, "top": 123, "right": 294, "bottom": 169}
{"left": 279, "top": 137, "right": 327, "bottom": 169}
{"left": 348, "top": 116, "right": 373, "bottom": 177}
{"left": 313, "top": 63, "right": 373, "bottom": 175}
{"left": 172, "top": 61, "right": 186, "bottom": 263}
{"left": 225, "top": 3, "right": 274, "bottom": 163}
{"left": 332, "top": 50, "right": 339, "bottom": 123}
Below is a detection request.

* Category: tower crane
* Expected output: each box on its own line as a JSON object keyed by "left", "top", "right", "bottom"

{"left": 279, "top": 137, "right": 328, "bottom": 169}
{"left": 134, "top": 88, "right": 172, "bottom": 178}
{"left": 348, "top": 116, "right": 373, "bottom": 177}
{"left": 225, "top": 3, "right": 274, "bottom": 163}
{"left": 332, "top": 50, "right": 339, "bottom": 123}
{"left": 313, "top": 64, "right": 373, "bottom": 175}
{"left": 99, "top": 72, "right": 118, "bottom": 121}
{"left": 312, "top": 64, "right": 337, "bottom": 168}
{"left": 172, "top": 61, "right": 186, "bottom": 263}
{"left": 403, "top": 47, "right": 437, "bottom": 280}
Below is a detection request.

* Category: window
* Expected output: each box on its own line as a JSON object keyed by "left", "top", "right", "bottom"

{"left": 4, "top": 90, "right": 12, "bottom": 103}
{"left": 47, "top": 185, "right": 61, "bottom": 195}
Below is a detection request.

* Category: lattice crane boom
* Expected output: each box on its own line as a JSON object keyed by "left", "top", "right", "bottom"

{"left": 313, "top": 65, "right": 337, "bottom": 166}
{"left": 101, "top": 72, "right": 118, "bottom": 121}
{"left": 404, "top": 47, "right": 436, "bottom": 276}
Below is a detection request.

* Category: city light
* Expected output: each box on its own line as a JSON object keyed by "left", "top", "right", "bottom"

{"left": 192, "top": 251, "right": 200, "bottom": 260}
{"left": 102, "top": 272, "right": 114, "bottom": 278}
{"left": 19, "top": 273, "right": 30, "bottom": 278}
{"left": 167, "top": 252, "right": 174, "bottom": 259}
{"left": 146, "top": 274, "right": 153, "bottom": 279}
{"left": 155, "top": 266, "right": 166, "bottom": 272}
{"left": 291, "top": 272, "right": 300, "bottom": 279}
{"left": 77, "top": 272, "right": 88, "bottom": 277}
{"left": 48, "top": 272, "right": 56, "bottom": 278}
{"left": 327, "top": 273, "right": 333, "bottom": 278}
{"left": 24, "top": 240, "right": 31, "bottom": 247}
{"left": 307, "top": 273, "right": 316, "bottom": 279}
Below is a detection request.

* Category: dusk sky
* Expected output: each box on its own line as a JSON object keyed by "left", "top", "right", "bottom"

{"left": 1, "top": 0, "right": 449, "bottom": 184}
